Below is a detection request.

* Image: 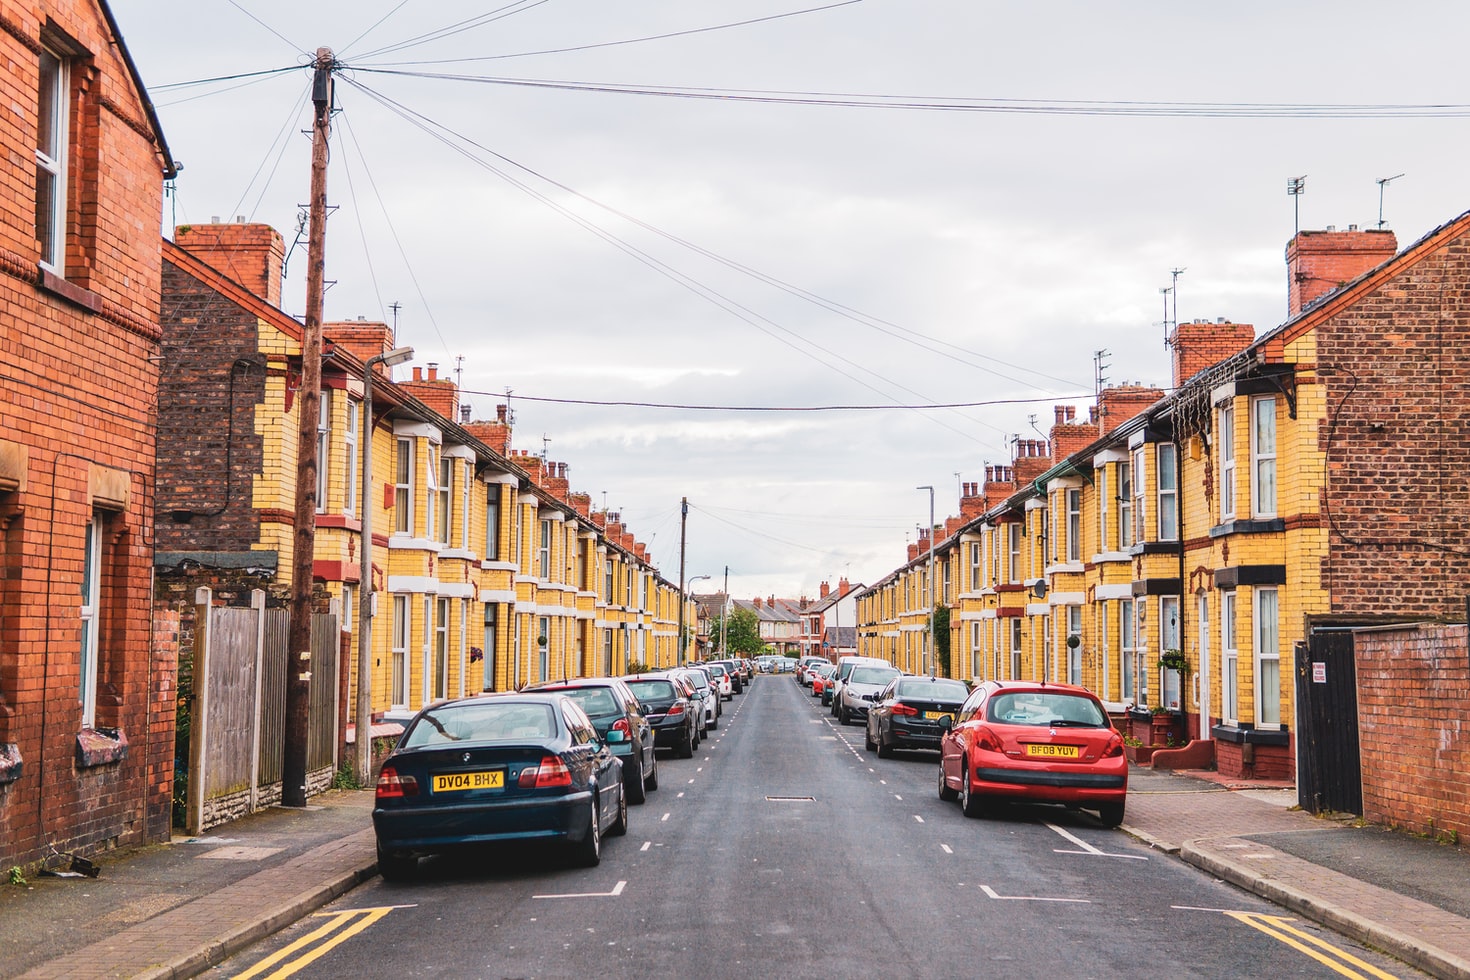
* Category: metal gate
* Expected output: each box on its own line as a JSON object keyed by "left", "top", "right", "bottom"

{"left": 1295, "top": 630, "right": 1363, "bottom": 816}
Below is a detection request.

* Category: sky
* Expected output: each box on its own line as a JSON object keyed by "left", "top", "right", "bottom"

{"left": 109, "top": 0, "right": 1470, "bottom": 600}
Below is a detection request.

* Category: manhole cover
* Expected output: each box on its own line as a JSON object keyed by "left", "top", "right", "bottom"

{"left": 765, "top": 796, "right": 815, "bottom": 802}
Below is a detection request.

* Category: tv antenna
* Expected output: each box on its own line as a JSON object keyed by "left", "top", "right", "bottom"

{"left": 1376, "top": 174, "right": 1404, "bottom": 229}
{"left": 1287, "top": 175, "right": 1307, "bottom": 236}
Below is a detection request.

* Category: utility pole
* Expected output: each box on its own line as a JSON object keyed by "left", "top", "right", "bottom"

{"left": 676, "top": 497, "right": 688, "bottom": 663}
{"left": 283, "top": 47, "right": 333, "bottom": 808}
{"left": 917, "top": 485, "right": 935, "bottom": 676}
{"left": 720, "top": 564, "right": 729, "bottom": 656}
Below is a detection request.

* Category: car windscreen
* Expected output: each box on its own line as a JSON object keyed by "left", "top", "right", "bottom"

{"left": 626, "top": 680, "right": 676, "bottom": 700}
{"left": 896, "top": 678, "right": 969, "bottom": 700}
{"left": 555, "top": 687, "right": 620, "bottom": 717}
{"left": 987, "top": 691, "right": 1107, "bottom": 727}
{"left": 849, "top": 667, "right": 899, "bottom": 686}
{"left": 402, "top": 702, "right": 556, "bottom": 748}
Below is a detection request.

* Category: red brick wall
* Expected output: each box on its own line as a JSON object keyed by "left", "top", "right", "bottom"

{"left": 1288, "top": 228, "right": 1397, "bottom": 317}
{"left": 1355, "top": 625, "right": 1470, "bottom": 838}
{"left": 1317, "top": 230, "right": 1470, "bottom": 619}
{"left": 0, "top": 0, "right": 170, "bottom": 869}
{"left": 172, "top": 223, "right": 283, "bottom": 306}
{"left": 1170, "top": 320, "right": 1256, "bottom": 387}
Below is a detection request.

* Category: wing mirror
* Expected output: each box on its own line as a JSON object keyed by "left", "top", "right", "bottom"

{"left": 606, "top": 729, "right": 627, "bottom": 744}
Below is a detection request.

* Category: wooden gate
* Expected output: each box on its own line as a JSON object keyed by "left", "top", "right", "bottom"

{"left": 1295, "top": 630, "right": 1363, "bottom": 816}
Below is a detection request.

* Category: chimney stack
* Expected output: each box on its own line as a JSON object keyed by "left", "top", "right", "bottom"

{"left": 1286, "top": 226, "right": 1397, "bottom": 318}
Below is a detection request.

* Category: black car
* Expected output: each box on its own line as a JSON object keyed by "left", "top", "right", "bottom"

{"left": 621, "top": 672, "right": 699, "bottom": 758}
{"left": 373, "top": 693, "right": 627, "bottom": 879}
{"left": 523, "top": 678, "right": 657, "bottom": 804}
{"left": 866, "top": 675, "right": 971, "bottom": 756}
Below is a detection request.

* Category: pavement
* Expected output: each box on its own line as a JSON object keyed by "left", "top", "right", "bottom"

{"left": 2, "top": 768, "right": 1468, "bottom": 980}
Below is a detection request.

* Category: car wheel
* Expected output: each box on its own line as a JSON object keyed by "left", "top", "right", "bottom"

{"left": 645, "top": 758, "right": 659, "bottom": 791}
{"left": 864, "top": 725, "right": 876, "bottom": 752}
{"left": 938, "top": 763, "right": 959, "bottom": 802}
{"left": 839, "top": 705, "right": 850, "bottom": 725}
{"left": 574, "top": 795, "right": 602, "bottom": 867}
{"left": 625, "top": 762, "right": 647, "bottom": 805}
{"left": 710, "top": 713, "right": 719, "bottom": 730}
{"left": 960, "top": 758, "right": 987, "bottom": 819}
{"left": 876, "top": 730, "right": 894, "bottom": 759}
{"left": 679, "top": 727, "right": 695, "bottom": 759}
{"left": 608, "top": 784, "right": 629, "bottom": 837}
{"left": 1097, "top": 802, "right": 1125, "bottom": 828}
{"left": 376, "top": 844, "right": 417, "bottom": 883}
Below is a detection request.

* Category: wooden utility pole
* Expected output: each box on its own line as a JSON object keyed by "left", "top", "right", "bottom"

{"left": 283, "top": 47, "right": 334, "bottom": 808}
{"left": 676, "top": 497, "right": 688, "bottom": 664}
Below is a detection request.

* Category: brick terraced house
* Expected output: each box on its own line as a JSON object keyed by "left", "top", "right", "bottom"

{"left": 0, "top": 0, "right": 176, "bottom": 869}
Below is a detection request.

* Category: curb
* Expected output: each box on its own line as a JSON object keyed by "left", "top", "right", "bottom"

{"left": 131, "top": 861, "right": 380, "bottom": 980}
{"left": 1180, "top": 842, "right": 1470, "bottom": 980}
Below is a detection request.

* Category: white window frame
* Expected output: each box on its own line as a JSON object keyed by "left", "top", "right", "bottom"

{"left": 1118, "top": 461, "right": 1133, "bottom": 548}
{"left": 36, "top": 46, "right": 69, "bottom": 273}
{"left": 1097, "top": 468, "right": 1109, "bottom": 552}
{"left": 485, "top": 484, "right": 501, "bottom": 560}
{"left": 1220, "top": 403, "right": 1237, "bottom": 520}
{"left": 79, "top": 512, "right": 101, "bottom": 727}
{"left": 1009, "top": 618, "right": 1022, "bottom": 679}
{"left": 1158, "top": 443, "right": 1178, "bottom": 541}
{"left": 539, "top": 519, "right": 552, "bottom": 580}
{"left": 1251, "top": 396, "right": 1277, "bottom": 518}
{"left": 1099, "top": 602, "right": 1111, "bottom": 701}
{"left": 1131, "top": 446, "right": 1147, "bottom": 543}
{"left": 1160, "top": 595, "right": 1181, "bottom": 709}
{"left": 482, "top": 603, "right": 498, "bottom": 691}
{"left": 424, "top": 444, "right": 439, "bottom": 543}
{"left": 459, "top": 461, "right": 470, "bottom": 549}
{"left": 969, "top": 542, "right": 980, "bottom": 591}
{"left": 391, "top": 594, "right": 410, "bottom": 708}
{"left": 458, "top": 599, "right": 469, "bottom": 698}
{"left": 1066, "top": 488, "right": 1081, "bottom": 562}
{"left": 394, "top": 438, "right": 414, "bottom": 534}
{"left": 1066, "top": 604, "right": 1082, "bottom": 684}
{"left": 1120, "top": 597, "right": 1137, "bottom": 702}
{"left": 344, "top": 398, "right": 359, "bottom": 515}
{"left": 1255, "top": 587, "right": 1281, "bottom": 727}
{"left": 1197, "top": 594, "right": 1211, "bottom": 716}
{"left": 1007, "top": 524, "right": 1021, "bottom": 584}
{"left": 315, "top": 388, "right": 331, "bottom": 514}
{"left": 971, "top": 621, "right": 982, "bottom": 678}
{"left": 437, "top": 454, "right": 452, "bottom": 545}
{"left": 1222, "top": 590, "right": 1239, "bottom": 724}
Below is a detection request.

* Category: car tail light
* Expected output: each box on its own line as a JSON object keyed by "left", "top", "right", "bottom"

{"left": 1102, "top": 732, "right": 1124, "bottom": 758}
{"left": 667, "top": 702, "right": 686, "bottom": 716}
{"left": 375, "top": 766, "right": 419, "bottom": 799}
{"left": 973, "top": 726, "right": 1003, "bottom": 753}
{"left": 612, "top": 718, "right": 632, "bottom": 738}
{"left": 519, "top": 755, "right": 573, "bottom": 789}
{"left": 890, "top": 702, "right": 919, "bottom": 716}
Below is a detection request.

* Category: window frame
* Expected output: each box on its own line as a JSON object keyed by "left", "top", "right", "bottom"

{"left": 1131, "top": 445, "right": 1147, "bottom": 543}
{"left": 485, "top": 483, "right": 501, "bottom": 560}
{"left": 1221, "top": 590, "right": 1239, "bottom": 724}
{"left": 35, "top": 46, "right": 69, "bottom": 273}
{"left": 1066, "top": 488, "right": 1082, "bottom": 562}
{"left": 1096, "top": 467, "right": 1109, "bottom": 552}
{"left": 482, "top": 603, "right": 499, "bottom": 691}
{"left": 1118, "top": 461, "right": 1133, "bottom": 548}
{"left": 344, "top": 398, "right": 359, "bottom": 516}
{"left": 1157, "top": 442, "right": 1178, "bottom": 541}
{"left": 1251, "top": 396, "right": 1277, "bottom": 518}
{"left": 1219, "top": 403, "right": 1237, "bottom": 520}
{"left": 1007, "top": 523, "right": 1021, "bottom": 584}
{"left": 79, "top": 511, "right": 102, "bottom": 727}
{"left": 393, "top": 438, "right": 414, "bottom": 534}
{"left": 437, "top": 454, "right": 452, "bottom": 545}
{"left": 315, "top": 388, "right": 331, "bottom": 514}
{"left": 391, "top": 594, "right": 410, "bottom": 709}
{"left": 1255, "top": 587, "right": 1281, "bottom": 727}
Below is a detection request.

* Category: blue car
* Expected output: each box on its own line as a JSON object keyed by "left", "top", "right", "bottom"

{"left": 373, "top": 693, "right": 627, "bottom": 880}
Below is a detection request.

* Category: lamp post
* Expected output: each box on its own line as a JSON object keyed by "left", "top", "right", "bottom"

{"left": 917, "top": 485, "right": 935, "bottom": 677}
{"left": 720, "top": 565, "right": 729, "bottom": 657}
{"left": 355, "top": 345, "right": 413, "bottom": 784}
{"left": 687, "top": 574, "right": 711, "bottom": 661}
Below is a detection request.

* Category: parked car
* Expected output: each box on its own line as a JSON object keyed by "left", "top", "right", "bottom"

{"left": 621, "top": 672, "right": 698, "bottom": 759}
{"left": 373, "top": 693, "right": 627, "bottom": 879}
{"left": 828, "top": 656, "right": 890, "bottom": 713}
{"left": 523, "top": 678, "right": 657, "bottom": 804}
{"left": 865, "top": 675, "right": 970, "bottom": 756}
{"left": 796, "top": 656, "right": 828, "bottom": 686}
{"left": 707, "top": 663, "right": 734, "bottom": 700}
{"left": 709, "top": 659, "right": 744, "bottom": 694}
{"left": 775, "top": 658, "right": 797, "bottom": 674}
{"left": 676, "top": 665, "right": 720, "bottom": 729}
{"left": 938, "top": 680, "right": 1127, "bottom": 826}
{"left": 810, "top": 664, "right": 837, "bottom": 699}
{"left": 836, "top": 664, "right": 900, "bottom": 725}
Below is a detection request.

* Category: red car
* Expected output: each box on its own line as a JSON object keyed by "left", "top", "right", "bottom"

{"left": 937, "top": 680, "right": 1126, "bottom": 827}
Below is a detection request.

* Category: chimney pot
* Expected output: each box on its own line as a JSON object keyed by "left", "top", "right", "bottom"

{"left": 412, "top": 366, "right": 423, "bottom": 381}
{"left": 427, "top": 363, "right": 438, "bottom": 381}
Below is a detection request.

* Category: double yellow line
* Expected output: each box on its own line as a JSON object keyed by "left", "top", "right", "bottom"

{"left": 1227, "top": 912, "right": 1400, "bottom": 979}
{"left": 232, "top": 906, "right": 411, "bottom": 980}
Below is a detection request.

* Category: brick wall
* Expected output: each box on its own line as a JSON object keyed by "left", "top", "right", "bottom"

{"left": 1317, "top": 231, "right": 1470, "bottom": 618}
{"left": 1356, "top": 624, "right": 1470, "bottom": 838}
{"left": 172, "top": 222, "right": 283, "bottom": 306}
{"left": 1288, "top": 227, "right": 1397, "bottom": 317}
{"left": 1170, "top": 320, "right": 1256, "bottom": 387}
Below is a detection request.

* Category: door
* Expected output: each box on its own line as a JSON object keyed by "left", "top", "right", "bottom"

{"left": 1295, "top": 630, "right": 1362, "bottom": 816}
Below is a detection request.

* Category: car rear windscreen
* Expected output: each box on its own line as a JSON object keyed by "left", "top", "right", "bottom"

{"left": 402, "top": 702, "right": 556, "bottom": 747}
{"left": 627, "top": 680, "right": 676, "bottom": 700}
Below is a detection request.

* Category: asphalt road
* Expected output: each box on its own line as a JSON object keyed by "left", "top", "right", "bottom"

{"left": 211, "top": 676, "right": 1426, "bottom": 979}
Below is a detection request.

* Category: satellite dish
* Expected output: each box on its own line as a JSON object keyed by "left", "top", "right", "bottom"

{"left": 1031, "top": 580, "right": 1047, "bottom": 599}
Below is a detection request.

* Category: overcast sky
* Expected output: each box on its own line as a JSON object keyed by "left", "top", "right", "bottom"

{"left": 110, "top": 0, "right": 1470, "bottom": 599}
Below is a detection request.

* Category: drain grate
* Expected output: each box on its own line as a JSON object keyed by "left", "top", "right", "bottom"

{"left": 765, "top": 796, "right": 815, "bottom": 802}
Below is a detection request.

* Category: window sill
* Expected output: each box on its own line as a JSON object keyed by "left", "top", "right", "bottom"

{"left": 1209, "top": 518, "right": 1285, "bottom": 539}
{"left": 76, "top": 727, "right": 129, "bottom": 768}
{"left": 39, "top": 267, "right": 103, "bottom": 315}
{"left": 1211, "top": 723, "right": 1289, "bottom": 746}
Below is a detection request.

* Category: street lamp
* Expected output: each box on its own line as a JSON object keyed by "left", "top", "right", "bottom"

{"left": 917, "top": 485, "right": 935, "bottom": 677}
{"left": 355, "top": 345, "right": 413, "bottom": 784}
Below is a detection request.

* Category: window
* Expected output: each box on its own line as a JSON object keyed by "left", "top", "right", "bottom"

{"left": 603, "top": 628, "right": 614, "bottom": 675}
{"left": 1222, "top": 591, "right": 1238, "bottom": 723}
{"left": 1120, "top": 597, "right": 1136, "bottom": 701}
{"left": 1009, "top": 619, "right": 1022, "bottom": 679}
{"left": 1066, "top": 488, "right": 1081, "bottom": 562}
{"left": 482, "top": 603, "right": 499, "bottom": 691}
{"left": 79, "top": 512, "right": 102, "bottom": 727}
{"left": 424, "top": 444, "right": 439, "bottom": 542}
{"left": 942, "top": 558, "right": 951, "bottom": 603}
{"left": 394, "top": 438, "right": 413, "bottom": 534}
{"left": 604, "top": 558, "right": 614, "bottom": 603}
{"left": 1096, "top": 468, "right": 1108, "bottom": 552}
{"left": 1255, "top": 588, "right": 1281, "bottom": 726}
{"left": 1067, "top": 605, "right": 1082, "bottom": 684}
{"left": 433, "top": 598, "right": 449, "bottom": 700}
{"left": 315, "top": 389, "right": 331, "bottom": 513}
{"left": 971, "top": 621, "right": 982, "bottom": 678}
{"left": 1118, "top": 461, "right": 1133, "bottom": 548}
{"left": 969, "top": 542, "right": 980, "bottom": 591}
{"left": 1157, "top": 443, "right": 1178, "bottom": 541}
{"left": 1099, "top": 603, "right": 1111, "bottom": 701}
{"left": 341, "top": 584, "right": 353, "bottom": 637}
{"left": 459, "top": 462, "right": 470, "bottom": 549}
{"left": 1219, "top": 403, "right": 1236, "bottom": 520}
{"left": 1160, "top": 595, "right": 1180, "bottom": 709}
{"left": 1251, "top": 397, "right": 1277, "bottom": 518}
{"left": 458, "top": 599, "right": 469, "bottom": 698}
{"left": 1132, "top": 446, "right": 1147, "bottom": 542}
{"left": 437, "top": 455, "right": 452, "bottom": 545}
{"left": 391, "top": 595, "right": 409, "bottom": 708}
{"left": 539, "top": 519, "right": 551, "bottom": 579}
{"left": 1007, "top": 524, "right": 1021, "bottom": 584}
{"left": 36, "top": 47, "right": 69, "bottom": 272}
{"left": 1197, "top": 595, "right": 1210, "bottom": 713}
{"left": 485, "top": 484, "right": 501, "bottom": 560}
{"left": 344, "top": 399, "right": 359, "bottom": 515}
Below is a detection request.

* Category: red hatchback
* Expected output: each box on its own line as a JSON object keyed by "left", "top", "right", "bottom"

{"left": 937, "top": 681, "right": 1126, "bottom": 827}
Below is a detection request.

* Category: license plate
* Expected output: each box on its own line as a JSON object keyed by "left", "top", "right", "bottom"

{"left": 432, "top": 770, "right": 504, "bottom": 793}
{"left": 923, "top": 711, "right": 953, "bottom": 722}
{"left": 1025, "top": 744, "right": 1079, "bottom": 759}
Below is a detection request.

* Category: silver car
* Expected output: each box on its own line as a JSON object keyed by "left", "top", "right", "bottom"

{"left": 837, "top": 664, "right": 901, "bottom": 725}
{"left": 677, "top": 665, "right": 721, "bottom": 730}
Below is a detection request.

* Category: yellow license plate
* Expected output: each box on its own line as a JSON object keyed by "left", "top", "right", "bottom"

{"left": 923, "top": 711, "right": 953, "bottom": 722}
{"left": 1025, "top": 744, "right": 1079, "bottom": 759}
{"left": 432, "top": 770, "right": 504, "bottom": 793}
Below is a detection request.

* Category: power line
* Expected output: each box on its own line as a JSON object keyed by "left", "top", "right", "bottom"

{"left": 456, "top": 386, "right": 1090, "bottom": 412}
{"left": 350, "top": 0, "right": 557, "bottom": 62}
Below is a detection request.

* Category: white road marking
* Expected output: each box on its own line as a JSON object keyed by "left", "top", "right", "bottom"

{"left": 913, "top": 815, "right": 924, "bottom": 823}
{"left": 640, "top": 841, "right": 651, "bottom": 852}
{"left": 894, "top": 794, "right": 903, "bottom": 801}
{"left": 534, "top": 881, "right": 628, "bottom": 899}
{"left": 1046, "top": 821, "right": 1149, "bottom": 861}
{"left": 940, "top": 844, "right": 953, "bottom": 854}
{"left": 979, "top": 885, "right": 1090, "bottom": 904}
{"left": 696, "top": 767, "right": 703, "bottom": 772}
{"left": 1173, "top": 905, "right": 1268, "bottom": 914}
{"left": 879, "top": 780, "right": 887, "bottom": 785}
{"left": 661, "top": 813, "right": 671, "bottom": 822}
{"left": 676, "top": 792, "right": 685, "bottom": 798}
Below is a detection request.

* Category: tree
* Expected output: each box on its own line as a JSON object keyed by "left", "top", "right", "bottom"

{"left": 709, "top": 607, "right": 764, "bottom": 657}
{"left": 933, "top": 603, "right": 951, "bottom": 676}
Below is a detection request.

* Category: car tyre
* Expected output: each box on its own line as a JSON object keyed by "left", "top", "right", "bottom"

{"left": 645, "top": 758, "right": 659, "bottom": 791}
{"left": 608, "top": 785, "right": 629, "bottom": 837}
{"left": 376, "top": 844, "right": 417, "bottom": 883}
{"left": 864, "top": 725, "right": 876, "bottom": 751}
{"left": 876, "top": 730, "right": 894, "bottom": 758}
{"left": 938, "top": 763, "right": 959, "bottom": 802}
{"left": 710, "top": 713, "right": 719, "bottom": 731}
{"left": 626, "top": 762, "right": 647, "bottom": 805}
{"left": 960, "top": 759, "right": 988, "bottom": 819}
{"left": 678, "top": 727, "right": 695, "bottom": 759}
{"left": 1097, "top": 802, "right": 1125, "bottom": 828}
{"left": 839, "top": 705, "right": 850, "bottom": 725}
{"left": 575, "top": 796, "right": 602, "bottom": 867}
